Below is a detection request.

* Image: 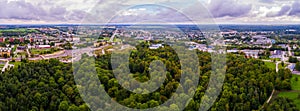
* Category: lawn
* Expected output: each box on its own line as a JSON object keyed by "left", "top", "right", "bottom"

{"left": 103, "top": 37, "right": 110, "bottom": 41}
{"left": 9, "top": 61, "right": 22, "bottom": 68}
{"left": 0, "top": 28, "right": 38, "bottom": 36}
{"left": 0, "top": 64, "right": 5, "bottom": 69}
{"left": 98, "top": 37, "right": 121, "bottom": 42}
{"left": 30, "top": 48, "right": 60, "bottom": 55}
{"left": 275, "top": 75, "right": 300, "bottom": 109}
{"left": 278, "top": 63, "right": 288, "bottom": 69}
{"left": 291, "top": 75, "right": 300, "bottom": 90}
{"left": 264, "top": 62, "right": 276, "bottom": 70}
{"left": 31, "top": 49, "right": 51, "bottom": 55}
{"left": 113, "top": 38, "right": 122, "bottom": 42}
{"left": 278, "top": 91, "right": 300, "bottom": 109}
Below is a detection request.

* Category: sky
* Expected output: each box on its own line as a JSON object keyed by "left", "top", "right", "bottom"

{"left": 0, "top": 0, "right": 300, "bottom": 24}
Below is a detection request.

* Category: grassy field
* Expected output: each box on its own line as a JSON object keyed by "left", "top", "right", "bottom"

{"left": 30, "top": 48, "right": 60, "bottom": 55}
{"left": 0, "top": 28, "right": 38, "bottom": 36}
{"left": 99, "top": 37, "right": 121, "bottom": 42}
{"left": 275, "top": 75, "right": 300, "bottom": 109}
{"left": 264, "top": 62, "right": 276, "bottom": 70}
{"left": 278, "top": 63, "right": 288, "bottom": 69}
{"left": 291, "top": 75, "right": 300, "bottom": 90}
{"left": 9, "top": 61, "right": 22, "bottom": 68}
{"left": 278, "top": 91, "right": 300, "bottom": 109}
{"left": 102, "top": 37, "right": 110, "bottom": 41}
{"left": 0, "top": 64, "right": 5, "bottom": 69}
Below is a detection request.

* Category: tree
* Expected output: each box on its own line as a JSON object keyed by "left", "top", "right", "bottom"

{"left": 289, "top": 57, "right": 299, "bottom": 63}
{"left": 79, "top": 104, "right": 89, "bottom": 111}
{"left": 296, "top": 62, "right": 300, "bottom": 71}
{"left": 58, "top": 101, "right": 69, "bottom": 111}
{"left": 169, "top": 104, "right": 180, "bottom": 111}
{"left": 67, "top": 105, "right": 80, "bottom": 111}
{"left": 281, "top": 61, "right": 284, "bottom": 67}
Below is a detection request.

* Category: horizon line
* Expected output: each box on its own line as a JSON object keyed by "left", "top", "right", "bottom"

{"left": 1, "top": 23, "right": 300, "bottom": 26}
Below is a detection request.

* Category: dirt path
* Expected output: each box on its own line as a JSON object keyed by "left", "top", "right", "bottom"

{"left": 267, "top": 89, "right": 275, "bottom": 103}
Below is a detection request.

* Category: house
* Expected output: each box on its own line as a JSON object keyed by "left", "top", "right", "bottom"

{"left": 0, "top": 37, "right": 5, "bottom": 42}
{"left": 30, "top": 37, "right": 34, "bottom": 43}
{"left": 19, "top": 38, "right": 25, "bottom": 43}
{"left": 9, "top": 38, "right": 15, "bottom": 42}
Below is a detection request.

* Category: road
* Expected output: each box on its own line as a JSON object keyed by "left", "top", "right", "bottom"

{"left": 288, "top": 45, "right": 292, "bottom": 57}
{"left": 1, "top": 60, "right": 9, "bottom": 72}
{"left": 102, "top": 49, "right": 105, "bottom": 55}
{"left": 276, "top": 61, "right": 279, "bottom": 72}
{"left": 109, "top": 28, "right": 118, "bottom": 42}
{"left": 26, "top": 49, "right": 31, "bottom": 58}
{"left": 266, "top": 89, "right": 275, "bottom": 103}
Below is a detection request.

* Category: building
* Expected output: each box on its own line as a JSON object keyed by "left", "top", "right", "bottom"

{"left": 9, "top": 38, "right": 15, "bottom": 43}
{"left": 251, "top": 35, "right": 271, "bottom": 45}
{"left": 0, "top": 37, "right": 5, "bottom": 42}
{"left": 30, "top": 37, "right": 34, "bottom": 43}
{"left": 278, "top": 44, "right": 288, "bottom": 49}
{"left": 36, "top": 45, "right": 51, "bottom": 49}
{"left": 94, "top": 41, "right": 107, "bottom": 47}
{"left": 19, "top": 38, "right": 25, "bottom": 43}
{"left": 149, "top": 44, "right": 163, "bottom": 49}
{"left": 221, "top": 30, "right": 238, "bottom": 37}
{"left": 241, "top": 50, "right": 262, "bottom": 58}
{"left": 288, "top": 64, "right": 295, "bottom": 72}
{"left": 72, "top": 37, "right": 80, "bottom": 43}
{"left": 270, "top": 50, "right": 282, "bottom": 58}
{"left": 227, "top": 49, "right": 239, "bottom": 53}
{"left": 0, "top": 47, "right": 11, "bottom": 57}
{"left": 17, "top": 46, "right": 26, "bottom": 50}
{"left": 55, "top": 43, "right": 64, "bottom": 47}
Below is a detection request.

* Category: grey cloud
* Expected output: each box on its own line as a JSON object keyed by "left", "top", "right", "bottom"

{"left": 259, "top": 0, "right": 274, "bottom": 3}
{"left": 83, "top": 1, "right": 129, "bottom": 23}
{"left": 66, "top": 10, "right": 89, "bottom": 21}
{"left": 0, "top": 0, "right": 87, "bottom": 22}
{"left": 0, "top": 0, "right": 45, "bottom": 20}
{"left": 266, "top": 5, "right": 291, "bottom": 17}
{"left": 208, "top": 0, "right": 252, "bottom": 18}
{"left": 288, "top": 2, "right": 300, "bottom": 16}
{"left": 109, "top": 5, "right": 190, "bottom": 23}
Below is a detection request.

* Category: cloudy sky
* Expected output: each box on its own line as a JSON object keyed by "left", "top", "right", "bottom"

{"left": 0, "top": 0, "right": 300, "bottom": 24}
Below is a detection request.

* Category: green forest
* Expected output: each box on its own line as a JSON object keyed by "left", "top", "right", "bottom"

{"left": 0, "top": 42, "right": 297, "bottom": 111}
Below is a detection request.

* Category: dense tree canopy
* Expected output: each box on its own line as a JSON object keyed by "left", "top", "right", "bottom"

{"left": 0, "top": 41, "right": 296, "bottom": 110}
{"left": 264, "top": 97, "right": 298, "bottom": 111}
{"left": 0, "top": 59, "right": 88, "bottom": 111}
